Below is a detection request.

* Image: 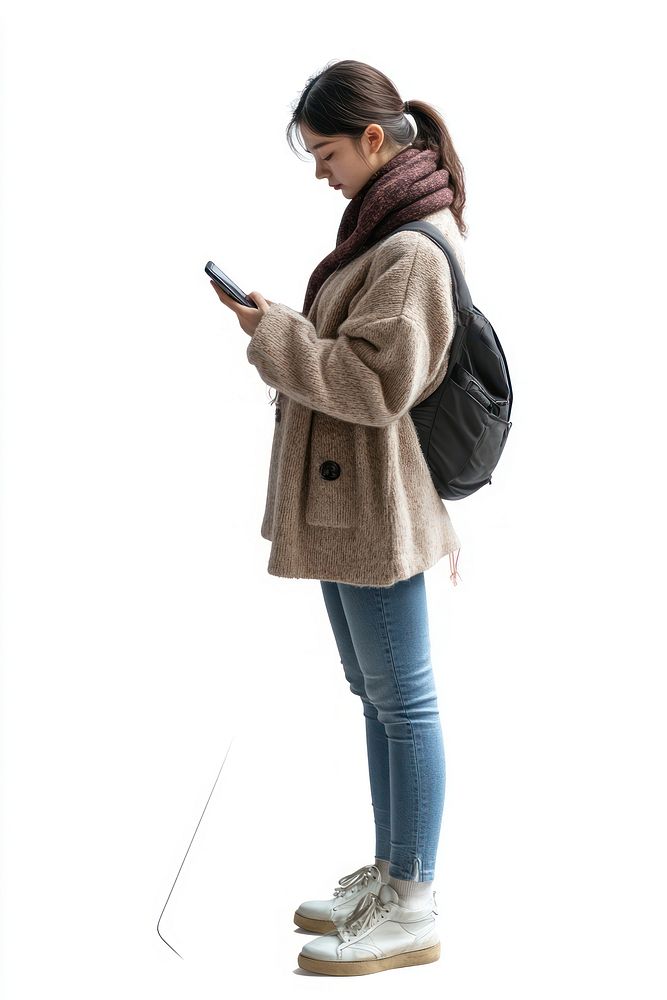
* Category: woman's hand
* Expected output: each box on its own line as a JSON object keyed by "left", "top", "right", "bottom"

{"left": 210, "top": 280, "right": 274, "bottom": 337}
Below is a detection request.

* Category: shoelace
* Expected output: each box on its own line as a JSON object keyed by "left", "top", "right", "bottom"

{"left": 332, "top": 863, "right": 380, "bottom": 899}
{"left": 337, "top": 889, "right": 389, "bottom": 939}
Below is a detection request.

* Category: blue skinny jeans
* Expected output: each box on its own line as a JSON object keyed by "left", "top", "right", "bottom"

{"left": 320, "top": 571, "right": 445, "bottom": 882}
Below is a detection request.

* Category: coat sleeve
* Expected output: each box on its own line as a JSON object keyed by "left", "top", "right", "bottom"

{"left": 245, "top": 233, "right": 458, "bottom": 427}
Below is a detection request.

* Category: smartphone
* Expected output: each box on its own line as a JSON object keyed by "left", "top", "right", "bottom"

{"left": 205, "top": 261, "right": 258, "bottom": 309}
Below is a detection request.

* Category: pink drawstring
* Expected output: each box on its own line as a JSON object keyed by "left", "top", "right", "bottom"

{"left": 449, "top": 548, "right": 462, "bottom": 587}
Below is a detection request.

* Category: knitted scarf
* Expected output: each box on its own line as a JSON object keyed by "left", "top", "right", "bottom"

{"left": 270, "top": 145, "right": 454, "bottom": 417}
{"left": 301, "top": 145, "right": 454, "bottom": 316}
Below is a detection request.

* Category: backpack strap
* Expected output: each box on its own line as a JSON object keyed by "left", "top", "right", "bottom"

{"left": 389, "top": 220, "right": 473, "bottom": 314}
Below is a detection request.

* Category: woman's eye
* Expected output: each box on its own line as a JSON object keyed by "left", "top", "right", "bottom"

{"left": 325, "top": 153, "right": 334, "bottom": 161}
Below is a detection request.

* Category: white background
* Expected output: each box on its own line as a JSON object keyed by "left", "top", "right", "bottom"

{"left": 1, "top": 1, "right": 665, "bottom": 996}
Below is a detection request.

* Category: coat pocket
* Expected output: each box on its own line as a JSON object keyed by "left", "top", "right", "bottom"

{"left": 305, "top": 411, "right": 358, "bottom": 528}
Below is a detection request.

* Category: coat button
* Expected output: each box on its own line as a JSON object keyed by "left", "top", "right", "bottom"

{"left": 319, "top": 460, "right": 341, "bottom": 481}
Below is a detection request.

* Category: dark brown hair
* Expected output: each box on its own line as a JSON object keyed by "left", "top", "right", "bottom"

{"left": 286, "top": 59, "right": 468, "bottom": 238}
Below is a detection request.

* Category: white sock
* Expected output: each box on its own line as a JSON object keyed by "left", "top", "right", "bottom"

{"left": 388, "top": 873, "right": 435, "bottom": 911}
{"left": 374, "top": 856, "right": 391, "bottom": 881}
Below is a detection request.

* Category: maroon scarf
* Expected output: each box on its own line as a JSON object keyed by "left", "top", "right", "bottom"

{"left": 270, "top": 146, "right": 454, "bottom": 416}
{"left": 301, "top": 145, "right": 454, "bottom": 316}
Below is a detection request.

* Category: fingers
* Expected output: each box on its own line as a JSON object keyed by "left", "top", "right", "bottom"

{"left": 248, "top": 290, "right": 270, "bottom": 309}
{"left": 210, "top": 280, "right": 270, "bottom": 315}
{"left": 210, "top": 280, "right": 240, "bottom": 310}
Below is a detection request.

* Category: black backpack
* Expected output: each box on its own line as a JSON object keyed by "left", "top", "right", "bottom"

{"left": 393, "top": 220, "right": 513, "bottom": 501}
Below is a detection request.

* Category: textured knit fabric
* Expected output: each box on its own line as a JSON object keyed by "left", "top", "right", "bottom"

{"left": 246, "top": 204, "right": 466, "bottom": 588}
{"left": 302, "top": 146, "right": 454, "bottom": 316}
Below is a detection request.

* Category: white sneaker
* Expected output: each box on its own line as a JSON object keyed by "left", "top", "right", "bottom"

{"left": 297, "top": 882, "right": 440, "bottom": 976}
{"left": 293, "top": 863, "right": 385, "bottom": 934}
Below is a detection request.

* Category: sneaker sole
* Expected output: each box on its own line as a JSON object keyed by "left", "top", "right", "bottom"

{"left": 293, "top": 910, "right": 337, "bottom": 933}
{"left": 297, "top": 940, "right": 441, "bottom": 976}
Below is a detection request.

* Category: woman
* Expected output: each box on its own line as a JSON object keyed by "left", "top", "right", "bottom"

{"left": 211, "top": 59, "right": 468, "bottom": 977}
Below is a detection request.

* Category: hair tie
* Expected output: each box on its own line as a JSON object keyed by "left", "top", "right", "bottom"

{"left": 404, "top": 100, "right": 410, "bottom": 114}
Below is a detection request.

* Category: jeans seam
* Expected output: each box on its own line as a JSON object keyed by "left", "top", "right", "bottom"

{"left": 376, "top": 585, "right": 422, "bottom": 882}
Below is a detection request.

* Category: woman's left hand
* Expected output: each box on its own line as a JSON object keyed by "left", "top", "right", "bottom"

{"left": 210, "top": 280, "right": 274, "bottom": 337}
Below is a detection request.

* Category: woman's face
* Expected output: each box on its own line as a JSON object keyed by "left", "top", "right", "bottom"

{"left": 300, "top": 122, "right": 405, "bottom": 200}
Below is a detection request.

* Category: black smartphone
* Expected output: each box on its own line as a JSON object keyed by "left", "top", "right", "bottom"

{"left": 205, "top": 261, "right": 258, "bottom": 308}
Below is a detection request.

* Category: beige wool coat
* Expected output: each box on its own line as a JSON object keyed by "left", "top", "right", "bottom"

{"left": 246, "top": 205, "right": 467, "bottom": 589}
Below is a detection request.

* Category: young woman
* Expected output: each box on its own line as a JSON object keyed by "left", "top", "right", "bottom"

{"left": 211, "top": 59, "right": 468, "bottom": 977}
